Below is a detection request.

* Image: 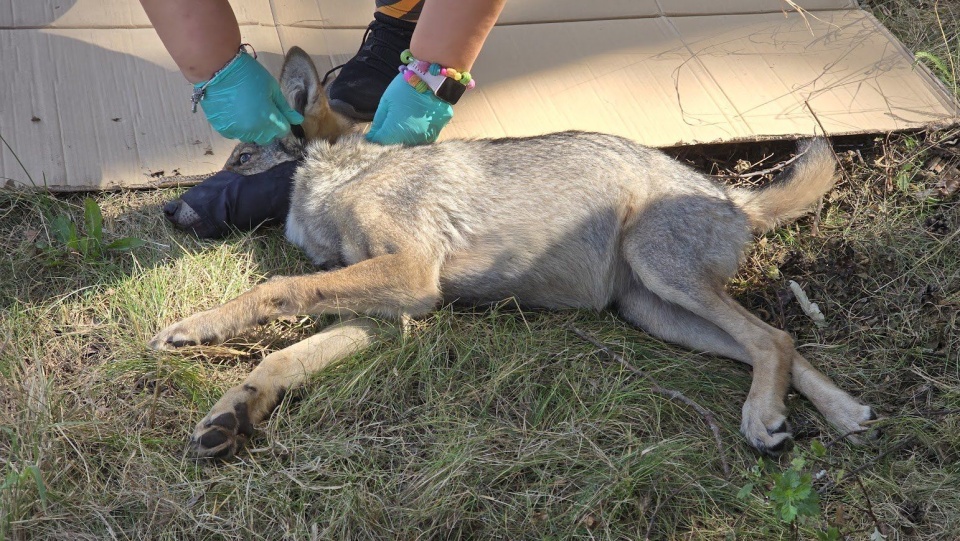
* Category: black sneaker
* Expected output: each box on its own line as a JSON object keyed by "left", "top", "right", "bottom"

{"left": 324, "top": 13, "right": 414, "bottom": 121}
{"left": 162, "top": 159, "right": 301, "bottom": 239}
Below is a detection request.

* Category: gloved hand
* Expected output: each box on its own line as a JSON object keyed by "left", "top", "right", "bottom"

{"left": 195, "top": 51, "right": 304, "bottom": 145}
{"left": 365, "top": 73, "right": 453, "bottom": 146}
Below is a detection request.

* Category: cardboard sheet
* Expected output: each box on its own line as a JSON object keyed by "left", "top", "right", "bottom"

{"left": 1, "top": 0, "right": 957, "bottom": 190}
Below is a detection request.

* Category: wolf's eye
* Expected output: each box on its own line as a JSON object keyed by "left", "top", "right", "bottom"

{"left": 239, "top": 153, "right": 252, "bottom": 164}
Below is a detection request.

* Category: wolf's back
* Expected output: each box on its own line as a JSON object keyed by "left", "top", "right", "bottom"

{"left": 727, "top": 138, "right": 838, "bottom": 233}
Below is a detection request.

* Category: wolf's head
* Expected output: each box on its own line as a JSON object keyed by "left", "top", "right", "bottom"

{"left": 222, "top": 46, "right": 354, "bottom": 175}
{"left": 162, "top": 47, "right": 354, "bottom": 237}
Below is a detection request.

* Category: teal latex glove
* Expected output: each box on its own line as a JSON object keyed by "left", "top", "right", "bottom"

{"left": 194, "top": 51, "right": 304, "bottom": 145}
{"left": 365, "top": 73, "right": 453, "bottom": 146}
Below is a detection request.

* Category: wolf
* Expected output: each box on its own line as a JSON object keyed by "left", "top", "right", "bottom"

{"left": 153, "top": 47, "right": 875, "bottom": 459}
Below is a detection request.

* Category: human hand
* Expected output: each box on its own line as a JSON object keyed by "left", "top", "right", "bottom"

{"left": 365, "top": 73, "right": 453, "bottom": 146}
{"left": 195, "top": 51, "right": 304, "bottom": 145}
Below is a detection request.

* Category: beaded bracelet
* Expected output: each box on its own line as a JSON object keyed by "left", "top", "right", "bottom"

{"left": 400, "top": 49, "right": 476, "bottom": 88}
{"left": 399, "top": 65, "right": 430, "bottom": 94}
{"left": 397, "top": 49, "right": 476, "bottom": 105}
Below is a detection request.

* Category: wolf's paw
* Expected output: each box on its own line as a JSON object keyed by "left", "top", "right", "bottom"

{"left": 149, "top": 313, "right": 221, "bottom": 350}
{"left": 741, "top": 401, "right": 793, "bottom": 456}
{"left": 825, "top": 401, "right": 879, "bottom": 444}
{"left": 187, "top": 394, "right": 255, "bottom": 459}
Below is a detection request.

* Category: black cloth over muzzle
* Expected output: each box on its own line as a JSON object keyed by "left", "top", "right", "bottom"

{"left": 163, "top": 159, "right": 302, "bottom": 239}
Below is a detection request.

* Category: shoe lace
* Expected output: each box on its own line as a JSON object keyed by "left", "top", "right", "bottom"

{"left": 322, "top": 22, "right": 400, "bottom": 85}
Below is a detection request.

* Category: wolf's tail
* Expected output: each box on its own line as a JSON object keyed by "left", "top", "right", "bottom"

{"left": 728, "top": 138, "right": 838, "bottom": 234}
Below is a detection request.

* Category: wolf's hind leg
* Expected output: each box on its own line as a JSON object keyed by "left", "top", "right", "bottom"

{"left": 616, "top": 279, "right": 750, "bottom": 363}
{"left": 619, "top": 202, "right": 796, "bottom": 454}
{"left": 789, "top": 353, "right": 876, "bottom": 442}
{"left": 617, "top": 278, "right": 875, "bottom": 449}
{"left": 188, "top": 317, "right": 394, "bottom": 458}
{"left": 614, "top": 278, "right": 794, "bottom": 455}
{"left": 619, "top": 206, "right": 875, "bottom": 452}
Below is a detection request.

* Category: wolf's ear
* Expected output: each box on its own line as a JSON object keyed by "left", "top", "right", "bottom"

{"left": 280, "top": 46, "right": 321, "bottom": 117}
{"left": 279, "top": 46, "right": 351, "bottom": 142}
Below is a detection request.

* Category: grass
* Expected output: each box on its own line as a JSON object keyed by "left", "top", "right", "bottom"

{"left": 2, "top": 3, "right": 960, "bottom": 539}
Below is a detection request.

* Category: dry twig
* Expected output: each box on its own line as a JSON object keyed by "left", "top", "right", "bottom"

{"left": 718, "top": 152, "right": 805, "bottom": 180}
{"left": 855, "top": 474, "right": 885, "bottom": 534}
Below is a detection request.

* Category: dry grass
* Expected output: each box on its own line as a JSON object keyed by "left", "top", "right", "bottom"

{"left": 2, "top": 2, "right": 960, "bottom": 539}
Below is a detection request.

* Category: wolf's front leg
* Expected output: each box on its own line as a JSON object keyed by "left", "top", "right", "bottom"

{"left": 150, "top": 253, "right": 440, "bottom": 350}
{"left": 188, "top": 317, "right": 394, "bottom": 458}
{"left": 148, "top": 275, "right": 300, "bottom": 350}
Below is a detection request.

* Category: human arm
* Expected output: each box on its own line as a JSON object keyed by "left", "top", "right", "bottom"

{"left": 410, "top": 0, "right": 506, "bottom": 72}
{"left": 139, "top": 0, "right": 241, "bottom": 83}
{"left": 366, "top": 0, "right": 507, "bottom": 145}
{"left": 139, "top": 0, "right": 302, "bottom": 143}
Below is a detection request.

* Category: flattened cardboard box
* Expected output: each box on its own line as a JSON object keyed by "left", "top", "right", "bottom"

{"left": 1, "top": 0, "right": 957, "bottom": 190}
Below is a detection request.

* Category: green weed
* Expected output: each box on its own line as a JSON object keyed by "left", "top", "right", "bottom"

{"left": 916, "top": 51, "right": 955, "bottom": 87}
{"left": 37, "top": 197, "right": 144, "bottom": 265}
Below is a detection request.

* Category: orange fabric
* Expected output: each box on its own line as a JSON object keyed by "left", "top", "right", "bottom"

{"left": 376, "top": 0, "right": 423, "bottom": 21}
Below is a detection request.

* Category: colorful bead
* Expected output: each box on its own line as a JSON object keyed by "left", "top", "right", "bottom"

{"left": 397, "top": 50, "right": 476, "bottom": 92}
{"left": 401, "top": 69, "right": 428, "bottom": 93}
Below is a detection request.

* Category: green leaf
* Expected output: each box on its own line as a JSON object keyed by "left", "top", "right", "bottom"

{"left": 811, "top": 440, "right": 826, "bottom": 457}
{"left": 777, "top": 469, "right": 801, "bottom": 493}
{"left": 795, "top": 481, "right": 820, "bottom": 517}
{"left": 50, "top": 215, "right": 76, "bottom": 246}
{"left": 24, "top": 465, "right": 47, "bottom": 507}
{"left": 83, "top": 197, "right": 103, "bottom": 243}
{"left": 915, "top": 51, "right": 952, "bottom": 83}
{"left": 77, "top": 237, "right": 101, "bottom": 259}
{"left": 736, "top": 483, "right": 754, "bottom": 500}
{"left": 793, "top": 483, "right": 812, "bottom": 502}
{"left": 1, "top": 469, "right": 19, "bottom": 491}
{"left": 105, "top": 237, "right": 145, "bottom": 252}
{"left": 896, "top": 170, "right": 914, "bottom": 192}
{"left": 779, "top": 503, "right": 798, "bottom": 523}
{"left": 795, "top": 496, "right": 821, "bottom": 519}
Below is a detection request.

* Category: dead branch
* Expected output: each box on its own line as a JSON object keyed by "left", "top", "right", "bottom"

{"left": 718, "top": 151, "right": 805, "bottom": 180}
{"left": 855, "top": 474, "right": 885, "bottom": 534}
{"left": 569, "top": 325, "right": 731, "bottom": 478}
{"left": 644, "top": 484, "right": 689, "bottom": 541}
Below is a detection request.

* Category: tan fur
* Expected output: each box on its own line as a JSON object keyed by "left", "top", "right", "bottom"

{"left": 152, "top": 47, "right": 875, "bottom": 459}
{"left": 728, "top": 139, "right": 839, "bottom": 232}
